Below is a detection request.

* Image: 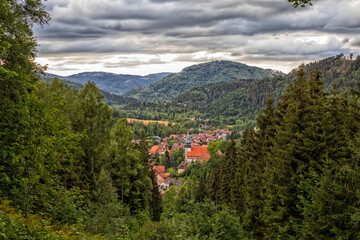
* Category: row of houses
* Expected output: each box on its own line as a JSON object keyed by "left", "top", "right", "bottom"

{"left": 153, "top": 165, "right": 183, "bottom": 192}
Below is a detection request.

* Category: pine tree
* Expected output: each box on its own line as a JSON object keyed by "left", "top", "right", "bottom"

{"left": 110, "top": 119, "right": 151, "bottom": 214}
{"left": 207, "top": 161, "right": 220, "bottom": 205}
{"left": 136, "top": 130, "right": 150, "bottom": 169}
{"left": 0, "top": 0, "right": 50, "bottom": 207}
{"left": 262, "top": 67, "right": 330, "bottom": 238}
{"left": 149, "top": 168, "right": 162, "bottom": 221}
{"left": 219, "top": 140, "right": 238, "bottom": 205}
{"left": 195, "top": 175, "right": 206, "bottom": 203}
{"left": 71, "top": 82, "right": 113, "bottom": 189}
{"left": 239, "top": 128, "right": 264, "bottom": 238}
{"left": 87, "top": 168, "right": 128, "bottom": 235}
{"left": 164, "top": 150, "right": 171, "bottom": 169}
{"left": 298, "top": 85, "right": 360, "bottom": 238}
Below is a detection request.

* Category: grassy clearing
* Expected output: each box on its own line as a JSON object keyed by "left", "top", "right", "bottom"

{"left": 126, "top": 118, "right": 175, "bottom": 126}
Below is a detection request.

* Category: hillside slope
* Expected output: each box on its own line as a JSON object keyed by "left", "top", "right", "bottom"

{"left": 123, "top": 60, "right": 284, "bottom": 102}
{"left": 47, "top": 72, "right": 171, "bottom": 95}
{"left": 40, "top": 75, "right": 137, "bottom": 106}
{"left": 122, "top": 54, "right": 360, "bottom": 127}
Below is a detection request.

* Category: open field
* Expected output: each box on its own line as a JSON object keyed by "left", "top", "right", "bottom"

{"left": 126, "top": 118, "right": 175, "bottom": 126}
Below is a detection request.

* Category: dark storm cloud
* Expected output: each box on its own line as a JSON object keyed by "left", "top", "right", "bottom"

{"left": 34, "top": 0, "right": 360, "bottom": 74}
{"left": 36, "top": 0, "right": 300, "bottom": 40}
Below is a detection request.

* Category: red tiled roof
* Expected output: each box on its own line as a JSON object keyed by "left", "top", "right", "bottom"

{"left": 158, "top": 172, "right": 170, "bottom": 178}
{"left": 153, "top": 165, "right": 165, "bottom": 173}
{"left": 149, "top": 145, "right": 160, "bottom": 155}
{"left": 157, "top": 179, "right": 164, "bottom": 183}
{"left": 187, "top": 146, "right": 211, "bottom": 162}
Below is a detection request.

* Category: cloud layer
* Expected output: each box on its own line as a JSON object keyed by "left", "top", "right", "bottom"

{"left": 34, "top": 0, "right": 360, "bottom": 75}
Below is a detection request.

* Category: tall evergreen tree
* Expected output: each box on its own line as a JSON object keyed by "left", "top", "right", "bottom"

{"left": 195, "top": 175, "right": 207, "bottom": 203}
{"left": 149, "top": 168, "right": 162, "bottom": 221}
{"left": 219, "top": 140, "right": 238, "bottom": 205}
{"left": 110, "top": 118, "right": 150, "bottom": 214}
{"left": 164, "top": 150, "right": 171, "bottom": 169}
{"left": 207, "top": 161, "right": 221, "bottom": 205}
{"left": 238, "top": 128, "right": 264, "bottom": 238}
{"left": 70, "top": 82, "right": 113, "bottom": 189}
{"left": 0, "top": 0, "right": 50, "bottom": 207}
{"left": 261, "top": 67, "right": 329, "bottom": 238}
{"left": 87, "top": 168, "right": 128, "bottom": 235}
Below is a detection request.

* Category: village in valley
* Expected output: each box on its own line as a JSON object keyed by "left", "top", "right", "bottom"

{"left": 148, "top": 128, "right": 237, "bottom": 193}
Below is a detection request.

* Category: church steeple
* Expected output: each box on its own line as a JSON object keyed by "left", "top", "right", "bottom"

{"left": 184, "top": 131, "right": 192, "bottom": 162}
{"left": 185, "top": 131, "right": 191, "bottom": 149}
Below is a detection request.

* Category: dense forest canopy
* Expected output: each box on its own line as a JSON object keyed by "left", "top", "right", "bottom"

{"left": 123, "top": 60, "right": 283, "bottom": 102}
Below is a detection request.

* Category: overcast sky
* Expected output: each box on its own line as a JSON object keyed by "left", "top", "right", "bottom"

{"left": 34, "top": 0, "right": 360, "bottom": 76}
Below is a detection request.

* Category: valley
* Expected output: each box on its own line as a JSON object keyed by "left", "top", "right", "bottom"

{"left": 2, "top": 0, "right": 360, "bottom": 239}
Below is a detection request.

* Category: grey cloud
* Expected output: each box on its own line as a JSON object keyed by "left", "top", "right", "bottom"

{"left": 38, "top": 0, "right": 307, "bottom": 40}
{"left": 103, "top": 58, "right": 166, "bottom": 68}
{"left": 350, "top": 38, "right": 360, "bottom": 47}
{"left": 35, "top": 0, "right": 360, "bottom": 74}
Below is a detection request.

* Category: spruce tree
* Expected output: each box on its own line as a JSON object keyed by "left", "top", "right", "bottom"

{"left": 71, "top": 82, "right": 113, "bottom": 189}
{"left": 195, "top": 175, "right": 207, "bottom": 203}
{"left": 165, "top": 150, "right": 171, "bottom": 169}
{"left": 219, "top": 140, "right": 238, "bottom": 205}
{"left": 87, "top": 168, "right": 127, "bottom": 235}
{"left": 0, "top": 0, "right": 50, "bottom": 207}
{"left": 207, "top": 161, "right": 221, "bottom": 205}
{"left": 149, "top": 168, "right": 162, "bottom": 221}
{"left": 262, "top": 67, "right": 329, "bottom": 238}
{"left": 299, "top": 86, "right": 360, "bottom": 238}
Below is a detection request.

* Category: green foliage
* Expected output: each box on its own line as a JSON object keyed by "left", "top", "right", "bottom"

{"left": 86, "top": 168, "right": 129, "bottom": 236}
{"left": 0, "top": 0, "right": 50, "bottom": 209}
{"left": 40, "top": 76, "right": 138, "bottom": 106}
{"left": 159, "top": 184, "right": 244, "bottom": 240}
{"left": 0, "top": 201, "right": 104, "bottom": 240}
{"left": 288, "top": 0, "right": 313, "bottom": 8}
{"left": 149, "top": 169, "right": 163, "bottom": 221}
{"left": 219, "top": 140, "right": 238, "bottom": 205}
{"left": 171, "top": 149, "right": 184, "bottom": 168}
{"left": 70, "top": 81, "right": 113, "bottom": 189}
{"left": 128, "top": 119, "right": 186, "bottom": 138}
{"left": 125, "top": 60, "right": 282, "bottom": 102}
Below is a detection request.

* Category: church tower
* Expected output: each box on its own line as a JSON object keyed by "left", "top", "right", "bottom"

{"left": 184, "top": 132, "right": 192, "bottom": 162}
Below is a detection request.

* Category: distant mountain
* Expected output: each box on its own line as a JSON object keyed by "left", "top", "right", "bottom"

{"left": 173, "top": 54, "right": 360, "bottom": 120}
{"left": 123, "top": 60, "right": 284, "bottom": 102}
{"left": 46, "top": 72, "right": 171, "bottom": 95}
{"left": 122, "top": 54, "right": 360, "bottom": 127}
{"left": 40, "top": 74, "right": 137, "bottom": 106}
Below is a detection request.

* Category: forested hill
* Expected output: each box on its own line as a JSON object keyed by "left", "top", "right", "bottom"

{"left": 172, "top": 76, "right": 288, "bottom": 123}
{"left": 40, "top": 74, "right": 137, "bottom": 105}
{"left": 284, "top": 53, "right": 359, "bottom": 91}
{"left": 174, "top": 54, "right": 360, "bottom": 120}
{"left": 122, "top": 54, "right": 360, "bottom": 127}
{"left": 46, "top": 71, "right": 171, "bottom": 95}
{"left": 123, "top": 60, "right": 284, "bottom": 102}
